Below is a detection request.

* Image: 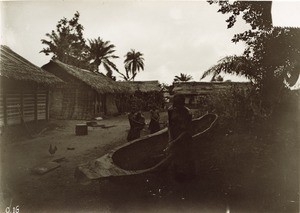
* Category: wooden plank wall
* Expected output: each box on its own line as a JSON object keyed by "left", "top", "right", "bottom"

{"left": 6, "top": 92, "right": 21, "bottom": 125}
{"left": 37, "top": 91, "right": 47, "bottom": 120}
{"left": 0, "top": 89, "right": 48, "bottom": 126}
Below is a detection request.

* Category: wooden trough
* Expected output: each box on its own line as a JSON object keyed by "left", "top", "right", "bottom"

{"left": 75, "top": 124, "right": 88, "bottom": 136}
{"left": 75, "top": 113, "right": 218, "bottom": 181}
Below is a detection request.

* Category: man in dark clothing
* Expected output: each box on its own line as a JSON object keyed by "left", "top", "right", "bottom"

{"left": 128, "top": 111, "right": 135, "bottom": 128}
{"left": 166, "top": 94, "right": 195, "bottom": 181}
{"left": 149, "top": 108, "right": 160, "bottom": 134}
{"left": 127, "top": 111, "right": 145, "bottom": 141}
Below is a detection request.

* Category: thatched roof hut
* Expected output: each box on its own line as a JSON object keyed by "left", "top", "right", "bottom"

{"left": 115, "top": 81, "right": 164, "bottom": 112}
{"left": 42, "top": 60, "right": 128, "bottom": 119}
{"left": 0, "top": 45, "right": 63, "bottom": 126}
{"left": 0, "top": 45, "right": 62, "bottom": 85}
{"left": 172, "top": 81, "right": 252, "bottom": 109}
{"left": 173, "top": 81, "right": 251, "bottom": 95}
{"left": 118, "top": 80, "right": 161, "bottom": 93}
{"left": 42, "top": 60, "right": 126, "bottom": 93}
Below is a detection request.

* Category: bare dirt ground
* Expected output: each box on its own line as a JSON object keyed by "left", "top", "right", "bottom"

{"left": 0, "top": 112, "right": 299, "bottom": 213}
{"left": 0, "top": 114, "right": 136, "bottom": 212}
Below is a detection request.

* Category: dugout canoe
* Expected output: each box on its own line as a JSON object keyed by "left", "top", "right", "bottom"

{"left": 75, "top": 113, "right": 218, "bottom": 181}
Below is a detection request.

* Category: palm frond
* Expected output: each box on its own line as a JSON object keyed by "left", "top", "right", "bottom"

{"left": 105, "top": 59, "right": 119, "bottom": 71}
{"left": 201, "top": 55, "right": 251, "bottom": 80}
{"left": 87, "top": 37, "right": 119, "bottom": 73}
{"left": 174, "top": 73, "right": 193, "bottom": 82}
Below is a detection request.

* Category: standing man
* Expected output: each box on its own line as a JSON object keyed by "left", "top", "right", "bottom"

{"left": 166, "top": 94, "right": 195, "bottom": 181}
{"left": 127, "top": 111, "right": 145, "bottom": 141}
{"left": 149, "top": 107, "right": 160, "bottom": 134}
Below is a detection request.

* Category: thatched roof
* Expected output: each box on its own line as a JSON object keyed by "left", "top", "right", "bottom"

{"left": 173, "top": 81, "right": 251, "bottom": 95}
{"left": 0, "top": 45, "right": 63, "bottom": 85}
{"left": 42, "top": 60, "right": 127, "bottom": 94}
{"left": 118, "top": 81, "right": 161, "bottom": 93}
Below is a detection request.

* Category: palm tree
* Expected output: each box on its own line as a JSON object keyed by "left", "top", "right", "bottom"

{"left": 174, "top": 73, "right": 193, "bottom": 82}
{"left": 87, "top": 37, "right": 119, "bottom": 77}
{"left": 201, "top": 54, "right": 300, "bottom": 88}
{"left": 201, "top": 55, "right": 254, "bottom": 82}
{"left": 124, "top": 49, "right": 144, "bottom": 81}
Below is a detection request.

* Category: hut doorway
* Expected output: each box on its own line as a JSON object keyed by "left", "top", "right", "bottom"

{"left": 104, "top": 94, "right": 118, "bottom": 115}
{"left": 94, "top": 92, "right": 104, "bottom": 116}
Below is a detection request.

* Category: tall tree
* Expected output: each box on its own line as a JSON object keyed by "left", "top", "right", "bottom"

{"left": 174, "top": 73, "right": 193, "bottom": 82}
{"left": 122, "top": 49, "right": 145, "bottom": 81}
{"left": 40, "top": 11, "right": 88, "bottom": 68}
{"left": 207, "top": 1, "right": 299, "bottom": 89}
{"left": 86, "top": 37, "right": 119, "bottom": 80}
{"left": 208, "top": 1, "right": 300, "bottom": 117}
{"left": 208, "top": 1, "right": 272, "bottom": 30}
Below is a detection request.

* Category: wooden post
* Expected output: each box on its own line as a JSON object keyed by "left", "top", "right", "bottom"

{"left": 74, "top": 87, "right": 78, "bottom": 119}
{"left": 46, "top": 89, "right": 49, "bottom": 120}
{"left": 93, "top": 91, "right": 96, "bottom": 115}
{"left": 34, "top": 88, "right": 38, "bottom": 122}
{"left": 103, "top": 94, "right": 107, "bottom": 115}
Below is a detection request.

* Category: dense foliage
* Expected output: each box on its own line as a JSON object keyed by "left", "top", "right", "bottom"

{"left": 205, "top": 1, "right": 300, "bottom": 118}
{"left": 115, "top": 91, "right": 164, "bottom": 113}
{"left": 194, "top": 84, "right": 299, "bottom": 130}
{"left": 207, "top": 1, "right": 300, "bottom": 88}
{"left": 208, "top": 1, "right": 272, "bottom": 30}
{"left": 40, "top": 11, "right": 88, "bottom": 69}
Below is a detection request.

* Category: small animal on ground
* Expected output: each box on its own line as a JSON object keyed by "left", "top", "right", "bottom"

{"left": 49, "top": 144, "right": 57, "bottom": 156}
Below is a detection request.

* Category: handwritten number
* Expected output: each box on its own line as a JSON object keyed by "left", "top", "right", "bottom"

{"left": 5, "top": 207, "right": 10, "bottom": 213}
{"left": 5, "top": 205, "right": 19, "bottom": 213}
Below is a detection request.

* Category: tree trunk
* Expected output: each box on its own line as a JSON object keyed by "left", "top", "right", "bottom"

{"left": 262, "top": 1, "right": 273, "bottom": 29}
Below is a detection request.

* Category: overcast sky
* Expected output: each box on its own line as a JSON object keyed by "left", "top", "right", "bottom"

{"left": 1, "top": 1, "right": 300, "bottom": 84}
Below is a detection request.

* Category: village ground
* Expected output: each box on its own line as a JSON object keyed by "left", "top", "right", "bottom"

{"left": 0, "top": 111, "right": 299, "bottom": 213}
